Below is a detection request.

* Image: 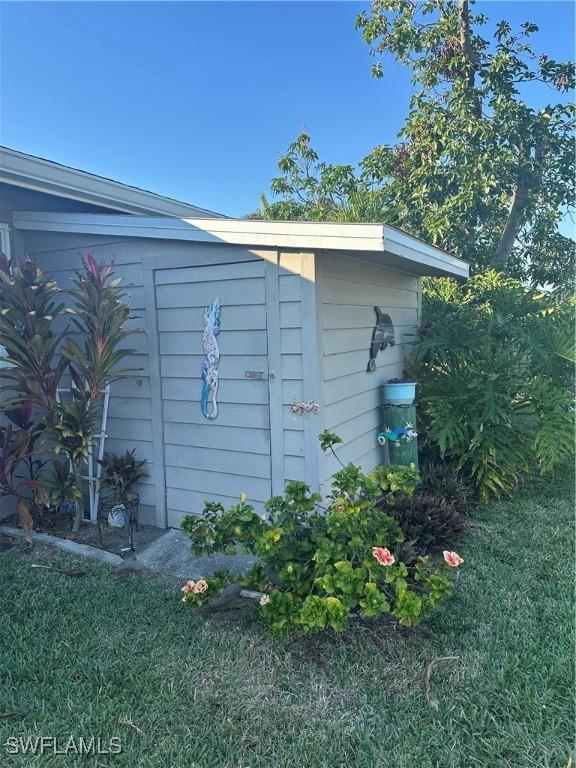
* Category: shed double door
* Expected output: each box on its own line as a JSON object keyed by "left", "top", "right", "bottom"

{"left": 155, "top": 260, "right": 274, "bottom": 528}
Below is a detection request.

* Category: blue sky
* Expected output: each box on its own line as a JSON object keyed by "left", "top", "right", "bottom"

{"left": 0, "top": 1, "right": 574, "bottom": 217}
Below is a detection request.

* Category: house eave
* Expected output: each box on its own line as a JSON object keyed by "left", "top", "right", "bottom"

{"left": 0, "top": 146, "right": 226, "bottom": 218}
{"left": 12, "top": 212, "right": 469, "bottom": 278}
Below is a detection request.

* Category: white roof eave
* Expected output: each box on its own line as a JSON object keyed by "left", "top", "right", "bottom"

{"left": 12, "top": 211, "right": 469, "bottom": 279}
{"left": 0, "top": 146, "right": 225, "bottom": 219}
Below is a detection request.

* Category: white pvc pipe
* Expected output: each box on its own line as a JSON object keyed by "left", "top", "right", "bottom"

{"left": 92, "top": 384, "right": 110, "bottom": 521}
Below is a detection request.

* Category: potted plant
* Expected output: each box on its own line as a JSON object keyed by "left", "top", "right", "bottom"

{"left": 383, "top": 376, "right": 417, "bottom": 406}
{"left": 43, "top": 460, "right": 81, "bottom": 518}
{"left": 98, "top": 449, "right": 147, "bottom": 527}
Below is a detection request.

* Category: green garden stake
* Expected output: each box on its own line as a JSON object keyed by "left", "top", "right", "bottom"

{"left": 378, "top": 404, "right": 419, "bottom": 469}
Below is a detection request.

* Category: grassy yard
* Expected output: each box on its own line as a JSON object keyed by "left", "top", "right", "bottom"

{"left": 0, "top": 473, "right": 573, "bottom": 768}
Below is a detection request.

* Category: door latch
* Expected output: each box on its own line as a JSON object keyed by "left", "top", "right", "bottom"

{"left": 245, "top": 370, "right": 275, "bottom": 380}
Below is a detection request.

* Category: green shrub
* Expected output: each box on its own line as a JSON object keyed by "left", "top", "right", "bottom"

{"left": 0, "top": 254, "right": 138, "bottom": 533}
{"left": 42, "top": 460, "right": 81, "bottom": 509}
{"left": 408, "top": 270, "right": 574, "bottom": 501}
{"left": 418, "top": 461, "right": 471, "bottom": 515}
{"left": 384, "top": 492, "right": 466, "bottom": 563}
{"left": 371, "top": 462, "right": 420, "bottom": 497}
{"left": 181, "top": 433, "right": 462, "bottom": 637}
{"left": 98, "top": 449, "right": 147, "bottom": 503}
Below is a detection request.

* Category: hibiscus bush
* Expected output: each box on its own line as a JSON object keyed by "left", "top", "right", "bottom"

{"left": 181, "top": 432, "right": 463, "bottom": 636}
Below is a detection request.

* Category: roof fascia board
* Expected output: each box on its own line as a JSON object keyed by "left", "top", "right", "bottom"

{"left": 13, "top": 212, "right": 384, "bottom": 251}
{"left": 383, "top": 227, "right": 469, "bottom": 277}
{"left": 0, "top": 148, "right": 224, "bottom": 218}
{"left": 3, "top": 174, "right": 151, "bottom": 216}
{"left": 13, "top": 211, "right": 469, "bottom": 278}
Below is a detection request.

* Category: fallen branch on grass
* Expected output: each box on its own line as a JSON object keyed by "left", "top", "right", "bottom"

{"left": 210, "top": 587, "right": 366, "bottom": 619}
{"left": 201, "top": 584, "right": 259, "bottom": 612}
{"left": 119, "top": 716, "right": 144, "bottom": 736}
{"left": 31, "top": 564, "right": 87, "bottom": 576}
{"left": 423, "top": 655, "right": 460, "bottom": 710}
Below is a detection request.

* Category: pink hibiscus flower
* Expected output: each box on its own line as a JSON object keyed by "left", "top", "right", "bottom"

{"left": 181, "top": 580, "right": 195, "bottom": 594}
{"left": 443, "top": 551, "right": 464, "bottom": 567}
{"left": 193, "top": 580, "right": 208, "bottom": 594}
{"left": 372, "top": 547, "right": 395, "bottom": 567}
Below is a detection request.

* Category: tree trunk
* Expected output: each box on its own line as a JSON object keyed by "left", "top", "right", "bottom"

{"left": 492, "top": 173, "right": 529, "bottom": 270}
{"left": 72, "top": 462, "right": 84, "bottom": 533}
{"left": 493, "top": 142, "right": 544, "bottom": 270}
{"left": 459, "top": 0, "right": 475, "bottom": 88}
{"left": 458, "top": 0, "right": 481, "bottom": 118}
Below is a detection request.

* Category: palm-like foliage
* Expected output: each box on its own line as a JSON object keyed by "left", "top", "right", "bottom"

{"left": 0, "top": 252, "right": 138, "bottom": 532}
{"left": 4, "top": 400, "right": 48, "bottom": 485}
{"left": 51, "top": 394, "right": 94, "bottom": 466}
{"left": 545, "top": 303, "right": 576, "bottom": 365}
{"left": 62, "top": 253, "right": 138, "bottom": 400}
{"left": 42, "top": 459, "right": 81, "bottom": 508}
{"left": 0, "top": 424, "right": 34, "bottom": 499}
{"left": 0, "top": 422, "right": 47, "bottom": 537}
{"left": 57, "top": 254, "right": 139, "bottom": 531}
{"left": 409, "top": 271, "right": 574, "bottom": 501}
{"left": 0, "top": 256, "right": 68, "bottom": 409}
{"left": 98, "top": 449, "right": 147, "bottom": 503}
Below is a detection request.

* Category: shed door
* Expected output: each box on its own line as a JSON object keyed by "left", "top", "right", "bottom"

{"left": 155, "top": 260, "right": 272, "bottom": 528}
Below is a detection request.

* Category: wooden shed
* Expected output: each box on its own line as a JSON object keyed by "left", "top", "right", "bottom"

{"left": 12, "top": 212, "right": 468, "bottom": 528}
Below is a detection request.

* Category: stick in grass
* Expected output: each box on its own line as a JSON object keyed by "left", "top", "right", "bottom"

{"left": 423, "top": 656, "right": 460, "bottom": 711}
{"left": 119, "top": 716, "right": 144, "bottom": 736}
{"left": 31, "top": 564, "right": 87, "bottom": 576}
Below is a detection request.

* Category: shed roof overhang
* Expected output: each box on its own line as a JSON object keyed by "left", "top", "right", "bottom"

{"left": 13, "top": 212, "right": 469, "bottom": 278}
{"left": 1, "top": 147, "right": 225, "bottom": 218}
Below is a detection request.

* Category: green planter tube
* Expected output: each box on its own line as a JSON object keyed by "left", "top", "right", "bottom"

{"left": 378, "top": 404, "right": 419, "bottom": 469}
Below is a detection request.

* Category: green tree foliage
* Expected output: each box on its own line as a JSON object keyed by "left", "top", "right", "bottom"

{"left": 259, "top": 1, "right": 575, "bottom": 289}
{"left": 408, "top": 271, "right": 574, "bottom": 500}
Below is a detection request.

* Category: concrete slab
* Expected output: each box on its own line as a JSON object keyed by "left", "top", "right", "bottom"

{"left": 134, "top": 528, "right": 258, "bottom": 580}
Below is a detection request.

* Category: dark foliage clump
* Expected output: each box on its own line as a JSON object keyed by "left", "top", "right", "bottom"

{"left": 385, "top": 493, "right": 466, "bottom": 563}
{"left": 419, "top": 461, "right": 472, "bottom": 515}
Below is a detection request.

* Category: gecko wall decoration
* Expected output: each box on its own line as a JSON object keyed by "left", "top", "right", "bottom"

{"left": 200, "top": 298, "right": 221, "bottom": 420}
{"left": 367, "top": 307, "right": 395, "bottom": 372}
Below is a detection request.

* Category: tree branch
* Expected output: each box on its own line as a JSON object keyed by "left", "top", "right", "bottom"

{"left": 458, "top": 0, "right": 482, "bottom": 118}
{"left": 493, "top": 141, "right": 545, "bottom": 269}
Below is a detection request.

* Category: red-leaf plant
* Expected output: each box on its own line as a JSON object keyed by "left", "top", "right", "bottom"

{"left": 0, "top": 252, "right": 138, "bottom": 533}
{"left": 58, "top": 253, "right": 139, "bottom": 531}
{"left": 0, "top": 422, "right": 47, "bottom": 542}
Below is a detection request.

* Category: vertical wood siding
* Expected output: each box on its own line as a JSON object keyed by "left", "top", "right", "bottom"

{"left": 25, "top": 232, "right": 311, "bottom": 528}
{"left": 155, "top": 259, "right": 272, "bottom": 527}
{"left": 316, "top": 252, "right": 420, "bottom": 488}
{"left": 278, "top": 252, "right": 319, "bottom": 486}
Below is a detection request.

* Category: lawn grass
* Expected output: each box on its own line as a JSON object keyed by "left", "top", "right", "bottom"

{"left": 0, "top": 472, "right": 574, "bottom": 768}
